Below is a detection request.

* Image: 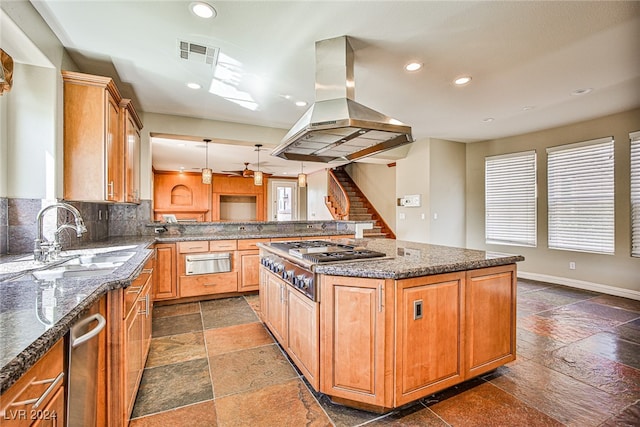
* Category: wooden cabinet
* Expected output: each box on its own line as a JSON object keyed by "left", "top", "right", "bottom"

{"left": 238, "top": 250, "right": 260, "bottom": 292}
{"left": 263, "top": 271, "right": 288, "bottom": 345}
{"left": 395, "top": 273, "right": 464, "bottom": 406}
{"left": 176, "top": 242, "right": 238, "bottom": 298}
{"left": 62, "top": 71, "right": 125, "bottom": 202}
{"left": 320, "top": 275, "right": 393, "bottom": 409}
{"left": 0, "top": 340, "right": 65, "bottom": 426}
{"left": 465, "top": 264, "right": 516, "bottom": 378}
{"left": 123, "top": 257, "right": 153, "bottom": 421}
{"left": 153, "top": 171, "right": 211, "bottom": 221}
{"left": 154, "top": 244, "right": 177, "bottom": 300}
{"left": 286, "top": 287, "right": 319, "bottom": 389}
{"left": 121, "top": 99, "right": 142, "bottom": 204}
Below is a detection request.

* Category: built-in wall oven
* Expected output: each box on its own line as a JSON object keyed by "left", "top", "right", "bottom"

{"left": 185, "top": 252, "right": 232, "bottom": 275}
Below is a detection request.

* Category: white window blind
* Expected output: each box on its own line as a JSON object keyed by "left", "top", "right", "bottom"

{"left": 631, "top": 131, "right": 640, "bottom": 257}
{"left": 547, "top": 137, "right": 614, "bottom": 254}
{"left": 485, "top": 151, "right": 537, "bottom": 247}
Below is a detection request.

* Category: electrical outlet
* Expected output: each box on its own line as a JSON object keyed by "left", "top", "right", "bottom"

{"left": 306, "top": 224, "right": 314, "bottom": 229}
{"left": 569, "top": 262, "right": 576, "bottom": 270}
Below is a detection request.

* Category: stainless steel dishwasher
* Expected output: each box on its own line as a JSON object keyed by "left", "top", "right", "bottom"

{"left": 67, "top": 301, "right": 106, "bottom": 427}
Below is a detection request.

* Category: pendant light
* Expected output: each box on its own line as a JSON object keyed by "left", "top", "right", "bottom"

{"left": 202, "top": 139, "right": 212, "bottom": 184}
{"left": 298, "top": 162, "right": 307, "bottom": 187}
{"left": 254, "top": 144, "right": 263, "bottom": 186}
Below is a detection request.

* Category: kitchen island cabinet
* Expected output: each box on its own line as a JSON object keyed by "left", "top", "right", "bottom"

{"left": 259, "top": 239, "right": 523, "bottom": 412}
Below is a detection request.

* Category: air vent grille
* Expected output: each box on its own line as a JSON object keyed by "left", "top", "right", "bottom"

{"left": 177, "top": 40, "right": 219, "bottom": 67}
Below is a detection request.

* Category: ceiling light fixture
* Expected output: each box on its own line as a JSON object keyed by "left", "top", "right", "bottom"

{"left": 190, "top": 2, "right": 216, "bottom": 18}
{"left": 187, "top": 82, "right": 201, "bottom": 89}
{"left": 454, "top": 76, "right": 472, "bottom": 85}
{"left": 202, "top": 139, "right": 212, "bottom": 184}
{"left": 298, "top": 163, "right": 307, "bottom": 188}
{"left": 295, "top": 101, "right": 307, "bottom": 107}
{"left": 405, "top": 62, "right": 422, "bottom": 72}
{"left": 522, "top": 106, "right": 535, "bottom": 111}
{"left": 254, "top": 144, "right": 263, "bottom": 186}
{"left": 482, "top": 117, "right": 494, "bottom": 123}
{"left": 571, "top": 88, "right": 593, "bottom": 96}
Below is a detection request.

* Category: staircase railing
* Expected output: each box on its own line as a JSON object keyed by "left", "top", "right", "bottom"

{"left": 325, "top": 168, "right": 350, "bottom": 219}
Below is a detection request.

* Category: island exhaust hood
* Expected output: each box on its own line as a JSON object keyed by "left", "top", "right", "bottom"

{"left": 271, "top": 36, "right": 413, "bottom": 163}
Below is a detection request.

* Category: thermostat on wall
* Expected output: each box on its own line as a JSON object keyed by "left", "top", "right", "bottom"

{"left": 398, "top": 194, "right": 421, "bottom": 207}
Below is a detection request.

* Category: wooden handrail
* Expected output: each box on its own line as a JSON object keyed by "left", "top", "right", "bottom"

{"left": 325, "top": 169, "right": 350, "bottom": 219}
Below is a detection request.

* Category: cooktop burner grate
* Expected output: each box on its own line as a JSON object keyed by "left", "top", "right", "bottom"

{"left": 302, "top": 249, "right": 386, "bottom": 263}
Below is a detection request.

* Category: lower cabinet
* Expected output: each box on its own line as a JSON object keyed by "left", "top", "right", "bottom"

{"left": 0, "top": 340, "right": 65, "bottom": 426}
{"left": 121, "top": 256, "right": 154, "bottom": 424}
{"left": 153, "top": 243, "right": 177, "bottom": 300}
{"left": 238, "top": 250, "right": 260, "bottom": 292}
{"left": 260, "top": 268, "right": 320, "bottom": 389}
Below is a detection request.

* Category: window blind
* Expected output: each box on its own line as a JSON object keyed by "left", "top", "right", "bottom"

{"left": 547, "top": 137, "right": 614, "bottom": 254}
{"left": 485, "top": 151, "right": 537, "bottom": 247}
{"left": 631, "top": 131, "right": 640, "bottom": 257}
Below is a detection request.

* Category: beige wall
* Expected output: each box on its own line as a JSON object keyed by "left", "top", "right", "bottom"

{"left": 306, "top": 168, "right": 333, "bottom": 221}
{"left": 466, "top": 108, "right": 640, "bottom": 296}
{"left": 396, "top": 139, "right": 430, "bottom": 242}
{"left": 346, "top": 162, "right": 396, "bottom": 233}
{"left": 429, "top": 138, "right": 466, "bottom": 247}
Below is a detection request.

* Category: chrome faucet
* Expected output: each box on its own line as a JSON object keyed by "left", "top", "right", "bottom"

{"left": 34, "top": 202, "right": 88, "bottom": 262}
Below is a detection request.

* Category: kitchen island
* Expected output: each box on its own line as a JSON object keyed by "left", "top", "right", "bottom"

{"left": 258, "top": 238, "right": 524, "bottom": 412}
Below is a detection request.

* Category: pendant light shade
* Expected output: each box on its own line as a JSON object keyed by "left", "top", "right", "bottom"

{"left": 202, "top": 139, "right": 212, "bottom": 184}
{"left": 298, "top": 162, "right": 307, "bottom": 187}
{"left": 254, "top": 144, "right": 263, "bottom": 186}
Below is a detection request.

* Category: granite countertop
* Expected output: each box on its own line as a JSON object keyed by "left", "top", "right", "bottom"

{"left": 155, "top": 229, "right": 353, "bottom": 242}
{"left": 261, "top": 238, "right": 525, "bottom": 279}
{"left": 0, "top": 237, "right": 154, "bottom": 394}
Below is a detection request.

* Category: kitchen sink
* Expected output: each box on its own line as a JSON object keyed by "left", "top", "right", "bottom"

{"left": 31, "top": 252, "right": 135, "bottom": 281}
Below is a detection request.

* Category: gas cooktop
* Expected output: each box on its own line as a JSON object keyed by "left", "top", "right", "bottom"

{"left": 270, "top": 240, "right": 386, "bottom": 263}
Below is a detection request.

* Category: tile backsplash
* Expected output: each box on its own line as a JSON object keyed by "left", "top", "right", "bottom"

{"left": 1, "top": 198, "right": 153, "bottom": 255}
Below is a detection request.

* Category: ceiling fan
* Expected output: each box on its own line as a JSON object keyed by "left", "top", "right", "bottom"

{"left": 222, "top": 162, "right": 254, "bottom": 177}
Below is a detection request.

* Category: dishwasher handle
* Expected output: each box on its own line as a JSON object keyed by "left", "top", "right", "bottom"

{"left": 71, "top": 313, "right": 106, "bottom": 348}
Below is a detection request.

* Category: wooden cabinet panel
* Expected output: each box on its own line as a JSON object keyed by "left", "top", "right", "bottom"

{"left": 264, "top": 271, "right": 287, "bottom": 345}
{"left": 209, "top": 240, "right": 237, "bottom": 251}
{"left": 465, "top": 265, "right": 517, "bottom": 378}
{"left": 286, "top": 288, "right": 319, "bottom": 389}
{"left": 179, "top": 272, "right": 238, "bottom": 297}
{"left": 31, "top": 386, "right": 65, "bottom": 427}
{"left": 177, "top": 241, "right": 209, "bottom": 253}
{"left": 105, "top": 94, "right": 122, "bottom": 202}
{"left": 154, "top": 244, "right": 177, "bottom": 300}
{"left": 237, "top": 238, "right": 269, "bottom": 250}
{"left": 320, "top": 275, "right": 391, "bottom": 408}
{"left": 153, "top": 171, "right": 211, "bottom": 220}
{"left": 395, "top": 273, "right": 464, "bottom": 406}
{"left": 239, "top": 250, "right": 260, "bottom": 292}
{"left": 121, "top": 99, "right": 142, "bottom": 204}
{"left": 0, "top": 340, "right": 65, "bottom": 426}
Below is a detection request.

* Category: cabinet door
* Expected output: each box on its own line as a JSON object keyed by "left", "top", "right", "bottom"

{"left": 320, "top": 275, "right": 391, "bottom": 408}
{"left": 154, "top": 244, "right": 177, "bottom": 300}
{"left": 105, "top": 92, "right": 123, "bottom": 202}
{"left": 258, "top": 266, "right": 269, "bottom": 323}
{"left": 124, "top": 305, "right": 142, "bottom": 418}
{"left": 395, "top": 273, "right": 464, "bottom": 406}
{"left": 141, "top": 275, "right": 153, "bottom": 363}
{"left": 239, "top": 250, "right": 260, "bottom": 292}
{"left": 264, "top": 272, "right": 287, "bottom": 345}
{"left": 123, "top": 109, "right": 141, "bottom": 203}
{"left": 30, "top": 386, "right": 65, "bottom": 427}
{"left": 286, "top": 288, "right": 319, "bottom": 389}
{"left": 465, "top": 265, "right": 517, "bottom": 378}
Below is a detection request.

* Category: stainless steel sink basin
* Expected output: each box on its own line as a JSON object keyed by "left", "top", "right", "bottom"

{"left": 69, "top": 252, "right": 136, "bottom": 266}
{"left": 31, "top": 251, "right": 135, "bottom": 281}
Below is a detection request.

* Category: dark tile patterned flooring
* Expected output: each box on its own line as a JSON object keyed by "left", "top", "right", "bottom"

{"left": 129, "top": 280, "right": 640, "bottom": 426}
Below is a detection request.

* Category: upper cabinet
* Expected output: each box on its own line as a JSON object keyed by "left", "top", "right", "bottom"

{"left": 62, "top": 71, "right": 143, "bottom": 203}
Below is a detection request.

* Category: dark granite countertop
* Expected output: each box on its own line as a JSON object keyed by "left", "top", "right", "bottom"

{"left": 260, "top": 238, "right": 525, "bottom": 279}
{"left": 0, "top": 237, "right": 154, "bottom": 394}
{"left": 155, "top": 229, "right": 353, "bottom": 242}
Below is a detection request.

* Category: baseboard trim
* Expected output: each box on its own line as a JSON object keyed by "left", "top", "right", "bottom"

{"left": 518, "top": 271, "right": 640, "bottom": 301}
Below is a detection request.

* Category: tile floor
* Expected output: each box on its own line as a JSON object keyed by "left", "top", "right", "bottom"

{"left": 129, "top": 280, "right": 640, "bottom": 426}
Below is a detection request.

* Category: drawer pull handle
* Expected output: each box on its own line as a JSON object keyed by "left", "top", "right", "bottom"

{"left": 11, "top": 372, "right": 64, "bottom": 409}
{"left": 142, "top": 268, "right": 153, "bottom": 274}
{"left": 127, "top": 286, "right": 142, "bottom": 294}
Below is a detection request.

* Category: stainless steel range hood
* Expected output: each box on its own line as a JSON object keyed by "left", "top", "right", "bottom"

{"left": 272, "top": 36, "right": 413, "bottom": 163}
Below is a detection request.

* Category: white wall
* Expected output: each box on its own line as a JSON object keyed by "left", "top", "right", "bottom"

{"left": 466, "top": 108, "right": 640, "bottom": 296}
{"left": 0, "top": 91, "right": 7, "bottom": 197}
{"left": 306, "top": 168, "right": 333, "bottom": 220}
{"left": 346, "top": 162, "right": 396, "bottom": 233}
{"left": 429, "top": 138, "right": 466, "bottom": 247}
{"left": 396, "top": 139, "right": 430, "bottom": 242}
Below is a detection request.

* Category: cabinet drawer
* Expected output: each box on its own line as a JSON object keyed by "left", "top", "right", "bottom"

{"left": 180, "top": 272, "right": 238, "bottom": 297}
{"left": 209, "top": 240, "right": 237, "bottom": 251}
{"left": 237, "top": 238, "right": 270, "bottom": 251}
{"left": 123, "top": 258, "right": 153, "bottom": 317}
{"left": 178, "top": 241, "right": 209, "bottom": 253}
{"left": 0, "top": 340, "right": 65, "bottom": 426}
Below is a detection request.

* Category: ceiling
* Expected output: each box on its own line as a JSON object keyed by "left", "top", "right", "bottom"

{"left": 28, "top": 1, "right": 640, "bottom": 175}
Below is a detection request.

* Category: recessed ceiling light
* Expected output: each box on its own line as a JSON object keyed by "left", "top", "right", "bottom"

{"left": 187, "top": 82, "right": 201, "bottom": 89}
{"left": 571, "top": 88, "right": 593, "bottom": 96}
{"left": 295, "top": 101, "right": 308, "bottom": 107}
{"left": 190, "top": 2, "right": 216, "bottom": 18}
{"left": 522, "top": 106, "right": 535, "bottom": 111}
{"left": 454, "top": 76, "right": 472, "bottom": 85}
{"left": 482, "top": 117, "right": 494, "bottom": 123}
{"left": 405, "top": 62, "right": 423, "bottom": 72}
{"left": 177, "top": 143, "right": 186, "bottom": 147}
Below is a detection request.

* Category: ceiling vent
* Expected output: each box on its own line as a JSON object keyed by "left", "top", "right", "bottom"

{"left": 177, "top": 40, "right": 219, "bottom": 68}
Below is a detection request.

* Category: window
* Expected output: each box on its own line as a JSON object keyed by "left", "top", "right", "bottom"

{"left": 547, "top": 137, "right": 614, "bottom": 254}
{"left": 485, "top": 151, "right": 537, "bottom": 247}
{"left": 631, "top": 131, "right": 640, "bottom": 257}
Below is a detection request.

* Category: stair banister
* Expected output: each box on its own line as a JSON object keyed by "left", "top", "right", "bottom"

{"left": 325, "top": 168, "right": 350, "bottom": 220}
